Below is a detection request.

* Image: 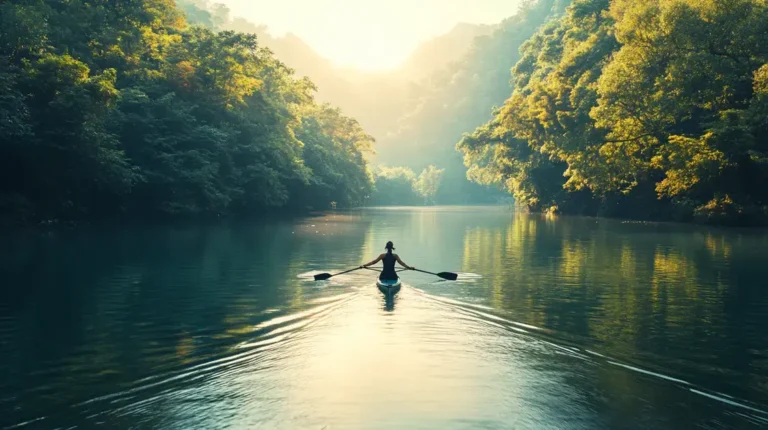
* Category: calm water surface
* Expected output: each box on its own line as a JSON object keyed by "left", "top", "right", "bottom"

{"left": 2, "top": 206, "right": 768, "bottom": 429}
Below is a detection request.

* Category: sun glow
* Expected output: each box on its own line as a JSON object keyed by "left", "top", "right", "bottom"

{"left": 216, "top": 0, "right": 523, "bottom": 71}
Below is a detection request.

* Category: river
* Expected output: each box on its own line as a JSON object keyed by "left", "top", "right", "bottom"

{"left": 2, "top": 206, "right": 768, "bottom": 429}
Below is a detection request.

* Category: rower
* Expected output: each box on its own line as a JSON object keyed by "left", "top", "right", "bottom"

{"left": 361, "top": 241, "right": 414, "bottom": 280}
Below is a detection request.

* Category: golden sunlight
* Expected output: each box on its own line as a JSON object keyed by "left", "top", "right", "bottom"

{"left": 215, "top": 0, "right": 523, "bottom": 71}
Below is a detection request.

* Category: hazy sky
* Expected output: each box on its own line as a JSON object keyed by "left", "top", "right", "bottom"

{"left": 218, "top": 0, "right": 523, "bottom": 71}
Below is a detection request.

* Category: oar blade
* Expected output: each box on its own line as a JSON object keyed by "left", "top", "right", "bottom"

{"left": 437, "top": 272, "right": 458, "bottom": 281}
{"left": 314, "top": 273, "right": 332, "bottom": 281}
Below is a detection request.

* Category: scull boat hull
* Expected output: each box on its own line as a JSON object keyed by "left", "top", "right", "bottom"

{"left": 376, "top": 278, "right": 401, "bottom": 296}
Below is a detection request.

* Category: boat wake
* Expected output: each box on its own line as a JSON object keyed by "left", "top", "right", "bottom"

{"left": 13, "top": 283, "right": 767, "bottom": 429}
{"left": 409, "top": 286, "right": 768, "bottom": 426}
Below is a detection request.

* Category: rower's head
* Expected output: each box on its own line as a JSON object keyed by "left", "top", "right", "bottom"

{"left": 385, "top": 241, "right": 395, "bottom": 252}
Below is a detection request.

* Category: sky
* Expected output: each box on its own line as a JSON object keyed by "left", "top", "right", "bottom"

{"left": 218, "top": 0, "right": 524, "bottom": 71}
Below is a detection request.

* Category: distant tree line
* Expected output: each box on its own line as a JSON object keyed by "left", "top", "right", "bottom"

{"left": 459, "top": 0, "right": 768, "bottom": 225}
{"left": 0, "top": 0, "right": 374, "bottom": 225}
{"left": 370, "top": 165, "right": 445, "bottom": 206}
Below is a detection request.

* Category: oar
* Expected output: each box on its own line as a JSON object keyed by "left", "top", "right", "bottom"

{"left": 314, "top": 267, "right": 364, "bottom": 281}
{"left": 412, "top": 268, "right": 458, "bottom": 281}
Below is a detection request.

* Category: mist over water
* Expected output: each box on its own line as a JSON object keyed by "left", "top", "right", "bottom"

{"left": 2, "top": 207, "right": 768, "bottom": 429}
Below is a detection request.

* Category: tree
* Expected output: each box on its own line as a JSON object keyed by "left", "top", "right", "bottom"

{"left": 293, "top": 104, "right": 375, "bottom": 209}
{"left": 370, "top": 166, "right": 421, "bottom": 205}
{"left": 413, "top": 165, "right": 445, "bottom": 205}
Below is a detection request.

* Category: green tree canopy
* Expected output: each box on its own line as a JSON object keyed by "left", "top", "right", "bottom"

{"left": 460, "top": 0, "right": 768, "bottom": 224}
{"left": 0, "top": 0, "right": 374, "bottom": 223}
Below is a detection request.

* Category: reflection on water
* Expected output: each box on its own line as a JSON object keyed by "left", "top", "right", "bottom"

{"left": 2, "top": 207, "right": 768, "bottom": 429}
{"left": 382, "top": 291, "right": 398, "bottom": 312}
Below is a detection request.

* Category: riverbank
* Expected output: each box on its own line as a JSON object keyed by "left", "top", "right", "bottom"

{"left": 7, "top": 199, "right": 768, "bottom": 232}
{"left": 530, "top": 195, "right": 768, "bottom": 228}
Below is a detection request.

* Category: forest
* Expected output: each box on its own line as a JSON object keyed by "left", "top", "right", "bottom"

{"left": 0, "top": 0, "right": 376, "bottom": 224}
{"left": 2, "top": 0, "right": 767, "bottom": 225}
{"left": 459, "top": 0, "right": 768, "bottom": 224}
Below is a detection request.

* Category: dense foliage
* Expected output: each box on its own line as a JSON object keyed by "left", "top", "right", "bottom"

{"left": 0, "top": 0, "right": 373, "bottom": 224}
{"left": 460, "top": 0, "right": 768, "bottom": 224}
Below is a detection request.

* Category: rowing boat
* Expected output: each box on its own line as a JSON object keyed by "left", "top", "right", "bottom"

{"left": 376, "top": 278, "right": 401, "bottom": 296}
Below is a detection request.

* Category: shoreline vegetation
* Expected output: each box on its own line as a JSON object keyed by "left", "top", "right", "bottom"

{"left": 6, "top": 202, "right": 768, "bottom": 233}
{"left": 2, "top": 0, "right": 767, "bottom": 228}
{"left": 0, "top": 0, "right": 378, "bottom": 227}
{"left": 458, "top": 0, "right": 768, "bottom": 227}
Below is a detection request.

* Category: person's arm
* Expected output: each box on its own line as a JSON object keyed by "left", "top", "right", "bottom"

{"left": 395, "top": 254, "right": 415, "bottom": 270}
{"left": 361, "top": 254, "right": 384, "bottom": 268}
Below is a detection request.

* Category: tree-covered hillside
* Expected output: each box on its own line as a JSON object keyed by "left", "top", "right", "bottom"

{"left": 0, "top": 0, "right": 374, "bottom": 224}
{"left": 460, "top": 0, "right": 768, "bottom": 224}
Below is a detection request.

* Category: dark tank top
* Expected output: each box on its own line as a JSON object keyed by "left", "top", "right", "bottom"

{"left": 381, "top": 252, "right": 397, "bottom": 280}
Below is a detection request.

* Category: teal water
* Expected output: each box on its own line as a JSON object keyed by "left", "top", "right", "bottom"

{"left": 2, "top": 206, "right": 768, "bottom": 429}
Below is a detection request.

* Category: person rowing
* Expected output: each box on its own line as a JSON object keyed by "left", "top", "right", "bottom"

{"left": 361, "top": 241, "right": 414, "bottom": 281}
{"left": 312, "top": 243, "right": 456, "bottom": 282}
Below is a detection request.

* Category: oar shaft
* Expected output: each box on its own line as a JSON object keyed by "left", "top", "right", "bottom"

{"left": 334, "top": 267, "right": 363, "bottom": 276}
{"left": 413, "top": 268, "right": 438, "bottom": 276}
{"left": 412, "top": 268, "right": 458, "bottom": 281}
{"left": 315, "top": 266, "right": 365, "bottom": 280}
